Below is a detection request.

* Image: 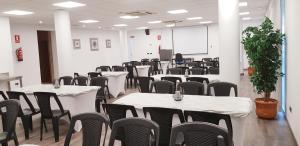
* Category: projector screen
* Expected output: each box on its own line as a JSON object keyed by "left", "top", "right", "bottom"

{"left": 172, "top": 26, "right": 208, "bottom": 54}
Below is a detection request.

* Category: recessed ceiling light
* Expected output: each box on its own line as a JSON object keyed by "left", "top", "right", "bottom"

{"left": 79, "top": 20, "right": 99, "bottom": 23}
{"left": 120, "top": 15, "right": 140, "bottom": 19}
{"left": 239, "top": 2, "right": 248, "bottom": 7}
{"left": 38, "top": 21, "right": 43, "bottom": 24}
{"left": 148, "top": 20, "right": 162, "bottom": 24}
{"left": 136, "top": 27, "right": 148, "bottom": 30}
{"left": 199, "top": 21, "right": 213, "bottom": 24}
{"left": 239, "top": 12, "right": 250, "bottom": 15}
{"left": 113, "top": 24, "right": 128, "bottom": 27}
{"left": 187, "top": 17, "right": 203, "bottom": 20}
{"left": 167, "top": 9, "right": 188, "bottom": 14}
{"left": 242, "top": 17, "right": 252, "bottom": 20}
{"left": 52, "top": 1, "right": 86, "bottom": 8}
{"left": 166, "top": 24, "right": 175, "bottom": 27}
{"left": 3, "top": 10, "right": 33, "bottom": 15}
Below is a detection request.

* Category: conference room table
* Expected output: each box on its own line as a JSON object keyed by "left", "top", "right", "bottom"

{"left": 101, "top": 71, "right": 128, "bottom": 97}
{"left": 113, "top": 93, "right": 252, "bottom": 146}
{"left": 135, "top": 65, "right": 150, "bottom": 76}
{"left": 16, "top": 84, "right": 99, "bottom": 131}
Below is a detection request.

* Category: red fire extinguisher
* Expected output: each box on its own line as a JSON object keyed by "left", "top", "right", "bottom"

{"left": 16, "top": 47, "right": 23, "bottom": 62}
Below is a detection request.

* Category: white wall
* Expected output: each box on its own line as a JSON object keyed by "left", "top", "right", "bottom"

{"left": 127, "top": 24, "right": 220, "bottom": 61}
{"left": 10, "top": 24, "right": 41, "bottom": 86}
{"left": 0, "top": 17, "right": 14, "bottom": 75}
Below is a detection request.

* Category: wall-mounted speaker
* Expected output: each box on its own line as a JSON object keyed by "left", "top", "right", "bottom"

{"left": 145, "top": 29, "right": 150, "bottom": 35}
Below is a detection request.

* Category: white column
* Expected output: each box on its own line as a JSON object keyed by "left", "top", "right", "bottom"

{"left": 119, "top": 30, "right": 130, "bottom": 62}
{"left": 54, "top": 10, "right": 73, "bottom": 76}
{"left": 218, "top": 0, "right": 240, "bottom": 84}
{"left": 0, "top": 17, "right": 14, "bottom": 74}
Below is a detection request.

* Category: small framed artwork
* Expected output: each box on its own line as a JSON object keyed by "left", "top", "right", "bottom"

{"left": 90, "top": 38, "right": 99, "bottom": 51}
{"left": 73, "top": 39, "right": 81, "bottom": 49}
{"left": 105, "top": 39, "right": 111, "bottom": 48}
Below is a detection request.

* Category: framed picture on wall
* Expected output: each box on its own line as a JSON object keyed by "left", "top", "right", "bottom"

{"left": 73, "top": 39, "right": 81, "bottom": 49}
{"left": 105, "top": 39, "right": 111, "bottom": 48}
{"left": 90, "top": 38, "right": 99, "bottom": 51}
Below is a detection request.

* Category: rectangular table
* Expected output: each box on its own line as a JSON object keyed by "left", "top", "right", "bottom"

{"left": 101, "top": 71, "right": 128, "bottom": 97}
{"left": 16, "top": 84, "right": 99, "bottom": 131}
{"left": 113, "top": 93, "right": 252, "bottom": 146}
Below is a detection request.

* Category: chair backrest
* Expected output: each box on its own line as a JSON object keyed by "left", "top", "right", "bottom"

{"left": 141, "top": 58, "right": 150, "bottom": 65}
{"left": 131, "top": 61, "right": 142, "bottom": 66}
{"left": 59, "top": 76, "right": 73, "bottom": 85}
{"left": 167, "top": 68, "right": 182, "bottom": 75}
{"left": 97, "top": 66, "right": 112, "bottom": 72}
{"left": 202, "top": 58, "right": 212, "bottom": 62}
{"left": 169, "top": 122, "right": 232, "bottom": 146}
{"left": 90, "top": 76, "right": 108, "bottom": 87}
{"left": 0, "top": 91, "right": 8, "bottom": 100}
{"left": 150, "top": 81, "right": 174, "bottom": 94}
{"left": 33, "top": 92, "right": 65, "bottom": 118}
{"left": 208, "top": 67, "right": 220, "bottom": 74}
{"left": 177, "top": 82, "right": 204, "bottom": 95}
{"left": 184, "top": 110, "right": 233, "bottom": 139}
{"left": 74, "top": 72, "right": 80, "bottom": 78}
{"left": 73, "top": 76, "right": 89, "bottom": 86}
{"left": 143, "top": 107, "right": 185, "bottom": 146}
{"left": 88, "top": 72, "right": 102, "bottom": 78}
{"left": 108, "top": 117, "right": 160, "bottom": 146}
{"left": 0, "top": 100, "right": 19, "bottom": 140}
{"left": 151, "top": 60, "right": 162, "bottom": 73}
{"left": 6, "top": 91, "right": 38, "bottom": 116}
{"left": 189, "top": 68, "right": 206, "bottom": 75}
{"left": 207, "top": 82, "right": 238, "bottom": 97}
{"left": 64, "top": 113, "right": 109, "bottom": 146}
{"left": 161, "top": 76, "right": 182, "bottom": 91}
{"left": 126, "top": 65, "right": 138, "bottom": 78}
{"left": 122, "top": 62, "right": 131, "bottom": 66}
{"left": 112, "top": 66, "right": 126, "bottom": 71}
{"left": 175, "top": 53, "right": 183, "bottom": 62}
{"left": 137, "top": 77, "right": 154, "bottom": 93}
{"left": 186, "top": 77, "right": 210, "bottom": 84}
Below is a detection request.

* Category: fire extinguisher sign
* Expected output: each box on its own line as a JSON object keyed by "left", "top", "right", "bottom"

{"left": 15, "top": 35, "right": 20, "bottom": 43}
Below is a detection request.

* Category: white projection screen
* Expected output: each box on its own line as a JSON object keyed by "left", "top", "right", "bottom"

{"left": 172, "top": 25, "right": 208, "bottom": 54}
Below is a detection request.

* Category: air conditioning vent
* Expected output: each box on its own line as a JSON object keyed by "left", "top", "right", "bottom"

{"left": 119, "top": 10, "right": 155, "bottom": 16}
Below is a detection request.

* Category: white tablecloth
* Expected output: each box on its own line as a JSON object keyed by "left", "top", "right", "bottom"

{"left": 135, "top": 65, "right": 150, "bottom": 77}
{"left": 151, "top": 74, "right": 220, "bottom": 82}
{"left": 113, "top": 93, "right": 252, "bottom": 146}
{"left": 16, "top": 84, "right": 99, "bottom": 131}
{"left": 102, "top": 71, "right": 128, "bottom": 97}
{"left": 160, "top": 61, "right": 170, "bottom": 74}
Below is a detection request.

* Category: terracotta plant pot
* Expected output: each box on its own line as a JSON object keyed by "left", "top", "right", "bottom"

{"left": 248, "top": 67, "right": 255, "bottom": 76}
{"left": 255, "top": 98, "right": 278, "bottom": 119}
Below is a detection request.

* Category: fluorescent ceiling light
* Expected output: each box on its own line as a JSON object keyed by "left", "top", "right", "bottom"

{"left": 187, "top": 17, "right": 203, "bottom": 20}
{"left": 120, "top": 15, "right": 140, "bottom": 19}
{"left": 38, "top": 20, "right": 43, "bottom": 24}
{"left": 136, "top": 27, "right": 148, "bottom": 30}
{"left": 148, "top": 20, "right": 162, "bottom": 24}
{"left": 166, "top": 24, "right": 175, "bottom": 27}
{"left": 199, "top": 21, "right": 213, "bottom": 24}
{"left": 239, "top": 12, "right": 250, "bottom": 15}
{"left": 242, "top": 17, "right": 252, "bottom": 20}
{"left": 3, "top": 10, "right": 33, "bottom": 15}
{"left": 113, "top": 24, "right": 128, "bottom": 27}
{"left": 239, "top": 2, "right": 248, "bottom": 7}
{"left": 79, "top": 20, "right": 99, "bottom": 23}
{"left": 52, "top": 1, "right": 86, "bottom": 8}
{"left": 168, "top": 9, "right": 188, "bottom": 14}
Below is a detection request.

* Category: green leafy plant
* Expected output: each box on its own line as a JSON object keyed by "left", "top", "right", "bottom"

{"left": 242, "top": 17, "right": 284, "bottom": 99}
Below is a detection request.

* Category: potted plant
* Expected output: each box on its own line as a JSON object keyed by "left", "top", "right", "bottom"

{"left": 242, "top": 17, "right": 284, "bottom": 119}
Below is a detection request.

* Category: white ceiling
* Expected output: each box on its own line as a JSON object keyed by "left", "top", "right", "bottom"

{"left": 0, "top": 0, "right": 270, "bottom": 30}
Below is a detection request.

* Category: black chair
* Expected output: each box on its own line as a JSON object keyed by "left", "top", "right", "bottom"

{"left": 90, "top": 77, "right": 111, "bottom": 112}
{"left": 167, "top": 68, "right": 182, "bottom": 75}
{"left": 96, "top": 66, "right": 112, "bottom": 72}
{"left": 169, "top": 122, "right": 232, "bottom": 146}
{"left": 150, "top": 59, "right": 163, "bottom": 75}
{"left": 202, "top": 58, "right": 212, "bottom": 62}
{"left": 0, "top": 91, "right": 8, "bottom": 100}
{"left": 150, "top": 81, "right": 174, "bottom": 94}
{"left": 34, "top": 92, "right": 71, "bottom": 142}
{"left": 143, "top": 107, "right": 185, "bottom": 146}
{"left": 207, "top": 82, "right": 238, "bottom": 97}
{"left": 184, "top": 110, "right": 233, "bottom": 140}
{"left": 177, "top": 82, "right": 205, "bottom": 95}
{"left": 186, "top": 77, "right": 210, "bottom": 84}
{"left": 131, "top": 61, "right": 142, "bottom": 66}
{"left": 137, "top": 77, "right": 154, "bottom": 93}
{"left": 74, "top": 72, "right": 80, "bottom": 78}
{"left": 64, "top": 113, "right": 109, "bottom": 146}
{"left": 112, "top": 66, "right": 126, "bottom": 72}
{"left": 88, "top": 72, "right": 102, "bottom": 78}
{"left": 59, "top": 76, "right": 73, "bottom": 85}
{"left": 189, "top": 68, "right": 206, "bottom": 75}
{"left": 6, "top": 91, "right": 43, "bottom": 140}
{"left": 141, "top": 58, "right": 150, "bottom": 65}
{"left": 108, "top": 117, "right": 160, "bottom": 146}
{"left": 126, "top": 65, "right": 139, "bottom": 88}
{"left": 102, "top": 104, "right": 138, "bottom": 146}
{"left": 175, "top": 53, "right": 184, "bottom": 65}
{"left": 208, "top": 67, "right": 220, "bottom": 74}
{"left": 122, "top": 62, "right": 131, "bottom": 67}
{"left": 0, "top": 100, "right": 19, "bottom": 146}
{"left": 73, "top": 76, "right": 89, "bottom": 86}
{"left": 161, "top": 76, "right": 182, "bottom": 92}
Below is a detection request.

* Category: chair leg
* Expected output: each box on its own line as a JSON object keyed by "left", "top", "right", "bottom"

{"left": 1, "top": 142, "right": 8, "bottom": 146}
{"left": 29, "top": 116, "right": 33, "bottom": 131}
{"left": 1, "top": 115, "right": 6, "bottom": 131}
{"left": 52, "top": 118, "right": 59, "bottom": 142}
{"left": 95, "top": 99, "right": 101, "bottom": 113}
{"left": 13, "top": 131, "right": 19, "bottom": 145}
{"left": 40, "top": 118, "right": 44, "bottom": 141}
{"left": 43, "top": 120, "right": 48, "bottom": 132}
{"left": 106, "top": 86, "right": 111, "bottom": 99}
{"left": 67, "top": 113, "right": 72, "bottom": 121}
{"left": 21, "top": 116, "right": 30, "bottom": 140}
